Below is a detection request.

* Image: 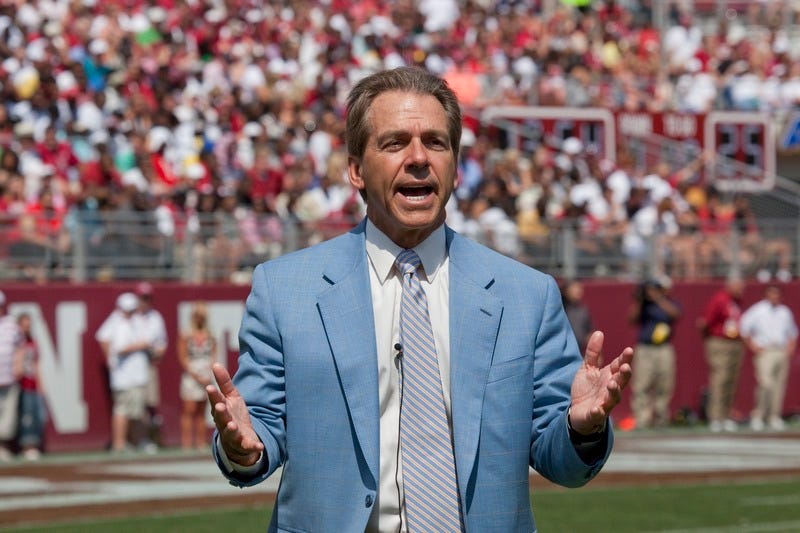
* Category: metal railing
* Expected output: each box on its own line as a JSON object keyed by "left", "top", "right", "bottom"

{"left": 1, "top": 211, "right": 797, "bottom": 283}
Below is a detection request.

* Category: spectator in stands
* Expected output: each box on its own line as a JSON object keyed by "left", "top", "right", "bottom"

{"left": 697, "top": 277, "right": 746, "bottom": 432}
{"left": 732, "top": 195, "right": 793, "bottom": 282}
{"left": 461, "top": 192, "right": 521, "bottom": 259}
{"left": 16, "top": 312, "right": 46, "bottom": 461}
{"left": 95, "top": 292, "right": 151, "bottom": 453}
{"left": 740, "top": 285, "right": 798, "bottom": 431}
{"left": 35, "top": 125, "right": 79, "bottom": 184}
{"left": 178, "top": 301, "right": 217, "bottom": 450}
{"left": 237, "top": 194, "right": 285, "bottom": 269}
{"left": 696, "top": 187, "right": 738, "bottom": 278}
{"left": 622, "top": 195, "right": 681, "bottom": 279}
{"left": 628, "top": 276, "right": 682, "bottom": 429}
{"left": 0, "top": 291, "right": 23, "bottom": 461}
{"left": 135, "top": 282, "right": 168, "bottom": 452}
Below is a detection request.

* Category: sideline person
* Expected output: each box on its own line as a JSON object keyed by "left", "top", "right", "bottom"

{"left": 96, "top": 292, "right": 151, "bottom": 453}
{"left": 561, "top": 278, "right": 595, "bottom": 355}
{"left": 208, "top": 67, "right": 633, "bottom": 531}
{"left": 740, "top": 285, "right": 798, "bottom": 431}
{"left": 628, "top": 276, "right": 681, "bottom": 429}
{"left": 697, "top": 277, "right": 745, "bottom": 432}
{"left": 178, "top": 301, "right": 217, "bottom": 450}
{"left": 17, "top": 312, "right": 47, "bottom": 460}
{"left": 0, "top": 291, "right": 23, "bottom": 461}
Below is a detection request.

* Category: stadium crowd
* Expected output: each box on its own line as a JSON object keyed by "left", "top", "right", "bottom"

{"left": 0, "top": 0, "right": 799, "bottom": 282}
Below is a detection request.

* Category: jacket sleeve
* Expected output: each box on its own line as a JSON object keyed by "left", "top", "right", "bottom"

{"left": 213, "top": 262, "right": 287, "bottom": 487}
{"left": 529, "top": 276, "right": 612, "bottom": 487}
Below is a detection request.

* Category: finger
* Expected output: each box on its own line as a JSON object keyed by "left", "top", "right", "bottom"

{"left": 206, "top": 384, "right": 224, "bottom": 405}
{"left": 614, "top": 362, "right": 633, "bottom": 392}
{"left": 583, "top": 331, "right": 604, "bottom": 367}
{"left": 607, "top": 346, "right": 634, "bottom": 375}
{"left": 211, "top": 400, "right": 234, "bottom": 431}
{"left": 221, "top": 420, "right": 265, "bottom": 457}
{"left": 211, "top": 363, "right": 237, "bottom": 396}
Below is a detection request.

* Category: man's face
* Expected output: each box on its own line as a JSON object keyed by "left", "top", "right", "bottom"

{"left": 766, "top": 287, "right": 781, "bottom": 305}
{"left": 348, "top": 91, "right": 456, "bottom": 249}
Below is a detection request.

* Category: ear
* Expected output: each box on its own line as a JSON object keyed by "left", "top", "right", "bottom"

{"left": 347, "top": 155, "right": 365, "bottom": 192}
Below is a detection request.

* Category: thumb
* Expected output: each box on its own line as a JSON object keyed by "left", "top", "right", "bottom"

{"left": 583, "top": 331, "right": 604, "bottom": 368}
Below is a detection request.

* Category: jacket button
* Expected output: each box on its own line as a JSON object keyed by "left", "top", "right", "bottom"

{"left": 365, "top": 494, "right": 373, "bottom": 507}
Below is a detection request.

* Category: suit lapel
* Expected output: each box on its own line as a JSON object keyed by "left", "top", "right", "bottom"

{"left": 446, "top": 229, "right": 503, "bottom": 500}
{"left": 317, "top": 223, "right": 380, "bottom": 484}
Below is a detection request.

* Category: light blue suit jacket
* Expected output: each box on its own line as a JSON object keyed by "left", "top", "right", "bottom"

{"left": 214, "top": 221, "right": 612, "bottom": 532}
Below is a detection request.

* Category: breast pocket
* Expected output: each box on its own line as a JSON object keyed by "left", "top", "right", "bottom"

{"left": 486, "top": 353, "right": 532, "bottom": 384}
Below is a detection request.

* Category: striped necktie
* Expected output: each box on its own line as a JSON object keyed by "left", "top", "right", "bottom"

{"left": 396, "top": 249, "right": 463, "bottom": 532}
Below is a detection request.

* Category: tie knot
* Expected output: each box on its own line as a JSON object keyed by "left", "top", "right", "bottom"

{"left": 396, "top": 249, "right": 421, "bottom": 276}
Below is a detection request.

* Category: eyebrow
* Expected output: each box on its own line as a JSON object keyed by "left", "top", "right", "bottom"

{"left": 375, "top": 128, "right": 449, "bottom": 143}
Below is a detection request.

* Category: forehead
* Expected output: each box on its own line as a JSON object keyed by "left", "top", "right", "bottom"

{"left": 367, "top": 91, "right": 449, "bottom": 134}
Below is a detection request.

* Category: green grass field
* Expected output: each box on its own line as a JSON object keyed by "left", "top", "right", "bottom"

{"left": 7, "top": 478, "right": 800, "bottom": 532}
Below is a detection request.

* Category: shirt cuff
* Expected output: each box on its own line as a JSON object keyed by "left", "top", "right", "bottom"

{"left": 216, "top": 434, "right": 266, "bottom": 475}
{"left": 566, "top": 408, "right": 608, "bottom": 464}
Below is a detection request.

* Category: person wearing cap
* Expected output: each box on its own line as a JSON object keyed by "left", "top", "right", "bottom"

{"left": 0, "top": 291, "right": 24, "bottom": 461}
{"left": 134, "top": 282, "right": 168, "bottom": 451}
{"left": 628, "top": 276, "right": 682, "bottom": 429}
{"left": 95, "top": 292, "right": 151, "bottom": 453}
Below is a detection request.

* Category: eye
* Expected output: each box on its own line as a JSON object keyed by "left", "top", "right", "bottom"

{"left": 381, "top": 137, "right": 406, "bottom": 151}
{"left": 425, "top": 135, "right": 449, "bottom": 150}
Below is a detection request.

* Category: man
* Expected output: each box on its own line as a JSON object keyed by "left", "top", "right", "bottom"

{"left": 135, "top": 282, "right": 168, "bottom": 450}
{"left": 628, "top": 276, "right": 681, "bottom": 429}
{"left": 96, "top": 292, "right": 151, "bottom": 453}
{"left": 0, "top": 291, "right": 24, "bottom": 461}
{"left": 697, "top": 277, "right": 745, "bottom": 432}
{"left": 740, "top": 285, "right": 798, "bottom": 431}
{"left": 207, "top": 67, "right": 633, "bottom": 531}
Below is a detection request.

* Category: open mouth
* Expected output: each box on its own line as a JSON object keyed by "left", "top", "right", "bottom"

{"left": 398, "top": 185, "right": 434, "bottom": 201}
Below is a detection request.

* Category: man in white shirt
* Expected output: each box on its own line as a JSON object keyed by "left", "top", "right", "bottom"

{"left": 96, "top": 292, "right": 151, "bottom": 453}
{"left": 206, "top": 67, "right": 634, "bottom": 531}
{"left": 740, "top": 285, "right": 798, "bottom": 431}
{"left": 0, "top": 291, "right": 23, "bottom": 461}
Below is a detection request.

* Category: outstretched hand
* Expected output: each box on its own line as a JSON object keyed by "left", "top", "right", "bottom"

{"left": 206, "top": 363, "right": 265, "bottom": 466}
{"left": 569, "top": 331, "right": 634, "bottom": 435}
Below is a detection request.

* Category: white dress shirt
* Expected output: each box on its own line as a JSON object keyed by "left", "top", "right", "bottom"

{"left": 364, "top": 220, "right": 451, "bottom": 533}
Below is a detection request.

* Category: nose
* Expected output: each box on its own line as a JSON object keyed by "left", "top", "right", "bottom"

{"left": 405, "top": 137, "right": 429, "bottom": 170}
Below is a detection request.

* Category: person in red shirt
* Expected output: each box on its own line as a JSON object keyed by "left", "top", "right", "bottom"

{"left": 16, "top": 312, "right": 46, "bottom": 461}
{"left": 35, "top": 126, "right": 79, "bottom": 182}
{"left": 697, "top": 277, "right": 745, "bottom": 432}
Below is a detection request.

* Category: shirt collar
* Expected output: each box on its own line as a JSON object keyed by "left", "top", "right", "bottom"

{"left": 365, "top": 219, "right": 446, "bottom": 283}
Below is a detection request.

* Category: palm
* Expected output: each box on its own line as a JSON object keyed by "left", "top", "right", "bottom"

{"left": 207, "top": 363, "right": 264, "bottom": 463}
{"left": 569, "top": 331, "right": 633, "bottom": 434}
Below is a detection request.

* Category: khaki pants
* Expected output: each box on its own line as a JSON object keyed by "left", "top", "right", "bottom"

{"left": 0, "top": 383, "right": 20, "bottom": 441}
{"left": 751, "top": 347, "right": 790, "bottom": 422}
{"left": 704, "top": 337, "right": 745, "bottom": 422}
{"left": 146, "top": 363, "right": 160, "bottom": 409}
{"left": 631, "top": 343, "right": 675, "bottom": 428}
